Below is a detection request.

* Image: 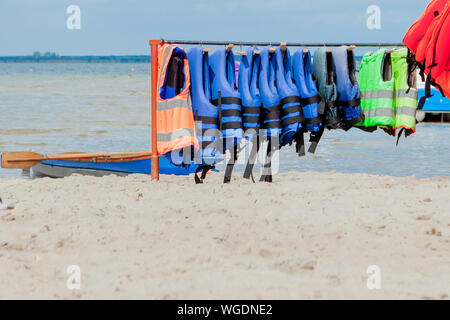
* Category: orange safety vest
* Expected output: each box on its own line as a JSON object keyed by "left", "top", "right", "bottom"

{"left": 404, "top": 0, "right": 450, "bottom": 99}
{"left": 156, "top": 44, "right": 199, "bottom": 156}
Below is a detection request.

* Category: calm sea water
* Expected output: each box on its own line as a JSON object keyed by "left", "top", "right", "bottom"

{"left": 0, "top": 63, "right": 449, "bottom": 178}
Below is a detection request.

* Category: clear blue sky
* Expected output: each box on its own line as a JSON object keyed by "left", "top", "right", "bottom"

{"left": 0, "top": 0, "right": 429, "bottom": 56}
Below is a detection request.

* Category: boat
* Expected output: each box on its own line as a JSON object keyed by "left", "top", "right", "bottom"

{"left": 416, "top": 75, "right": 450, "bottom": 122}
{"left": 30, "top": 154, "right": 199, "bottom": 178}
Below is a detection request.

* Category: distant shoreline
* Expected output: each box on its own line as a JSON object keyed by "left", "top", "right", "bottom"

{"left": 0, "top": 56, "right": 151, "bottom": 63}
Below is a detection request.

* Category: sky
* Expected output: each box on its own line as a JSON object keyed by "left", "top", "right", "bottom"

{"left": 0, "top": 0, "right": 430, "bottom": 56}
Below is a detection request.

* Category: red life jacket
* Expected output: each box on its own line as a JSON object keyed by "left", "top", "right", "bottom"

{"left": 403, "top": 0, "right": 448, "bottom": 53}
{"left": 403, "top": 0, "right": 450, "bottom": 104}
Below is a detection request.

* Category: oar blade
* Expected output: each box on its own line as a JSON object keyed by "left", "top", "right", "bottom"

{"left": 1, "top": 151, "right": 43, "bottom": 169}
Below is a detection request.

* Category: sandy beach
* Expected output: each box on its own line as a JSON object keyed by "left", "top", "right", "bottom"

{"left": 0, "top": 171, "right": 449, "bottom": 299}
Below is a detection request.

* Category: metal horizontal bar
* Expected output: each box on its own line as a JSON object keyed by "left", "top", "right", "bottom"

{"left": 159, "top": 39, "right": 404, "bottom": 47}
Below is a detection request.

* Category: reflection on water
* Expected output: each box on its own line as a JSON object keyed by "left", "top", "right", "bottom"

{"left": 1, "top": 63, "right": 449, "bottom": 178}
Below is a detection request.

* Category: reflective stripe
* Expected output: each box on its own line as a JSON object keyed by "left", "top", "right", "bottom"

{"left": 362, "top": 107, "right": 393, "bottom": 118}
{"left": 157, "top": 98, "right": 193, "bottom": 111}
{"left": 157, "top": 128, "right": 196, "bottom": 142}
{"left": 396, "top": 106, "right": 417, "bottom": 117}
{"left": 360, "top": 90, "right": 393, "bottom": 100}
{"left": 394, "top": 90, "right": 418, "bottom": 99}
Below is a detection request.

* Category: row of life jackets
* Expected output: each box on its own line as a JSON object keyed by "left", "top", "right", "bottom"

{"left": 357, "top": 48, "right": 418, "bottom": 142}
{"left": 156, "top": 43, "right": 420, "bottom": 184}
{"left": 403, "top": 0, "right": 450, "bottom": 107}
{"left": 190, "top": 46, "right": 344, "bottom": 183}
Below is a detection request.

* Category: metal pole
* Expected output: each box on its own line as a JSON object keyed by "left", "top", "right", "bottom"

{"left": 149, "top": 39, "right": 161, "bottom": 181}
{"left": 159, "top": 39, "right": 405, "bottom": 48}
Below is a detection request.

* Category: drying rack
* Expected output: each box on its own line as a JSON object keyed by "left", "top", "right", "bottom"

{"left": 148, "top": 39, "right": 405, "bottom": 180}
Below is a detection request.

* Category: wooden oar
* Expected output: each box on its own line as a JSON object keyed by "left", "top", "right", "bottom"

{"left": 1, "top": 151, "right": 154, "bottom": 169}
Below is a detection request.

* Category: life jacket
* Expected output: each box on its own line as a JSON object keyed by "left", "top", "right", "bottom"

{"left": 259, "top": 47, "right": 282, "bottom": 139}
{"left": 391, "top": 48, "right": 418, "bottom": 141}
{"left": 187, "top": 47, "right": 223, "bottom": 182}
{"left": 238, "top": 47, "right": 262, "bottom": 140}
{"left": 312, "top": 48, "right": 341, "bottom": 130}
{"left": 292, "top": 48, "right": 324, "bottom": 153}
{"left": 274, "top": 47, "right": 304, "bottom": 147}
{"left": 332, "top": 46, "right": 365, "bottom": 130}
{"left": 258, "top": 47, "right": 282, "bottom": 182}
{"left": 210, "top": 49, "right": 243, "bottom": 183}
{"left": 357, "top": 49, "right": 395, "bottom": 130}
{"left": 423, "top": 2, "right": 450, "bottom": 95}
{"left": 403, "top": 0, "right": 450, "bottom": 106}
{"left": 403, "top": 0, "right": 448, "bottom": 54}
{"left": 239, "top": 48, "right": 264, "bottom": 181}
{"left": 156, "top": 44, "right": 199, "bottom": 166}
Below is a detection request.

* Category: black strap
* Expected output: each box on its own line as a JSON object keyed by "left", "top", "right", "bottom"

{"left": 342, "top": 113, "right": 365, "bottom": 130}
{"left": 224, "top": 144, "right": 238, "bottom": 184}
{"left": 308, "top": 125, "right": 325, "bottom": 154}
{"left": 218, "top": 91, "right": 222, "bottom": 131}
{"left": 395, "top": 128, "right": 405, "bottom": 146}
{"left": 194, "top": 165, "right": 215, "bottom": 184}
{"left": 195, "top": 116, "right": 218, "bottom": 125}
{"left": 211, "top": 97, "right": 241, "bottom": 106}
{"left": 280, "top": 95, "right": 301, "bottom": 106}
{"left": 242, "top": 106, "right": 260, "bottom": 114}
{"left": 221, "top": 121, "right": 242, "bottom": 130}
{"left": 264, "top": 110, "right": 281, "bottom": 121}
{"left": 395, "top": 127, "right": 415, "bottom": 146}
{"left": 340, "top": 98, "right": 360, "bottom": 108}
{"left": 418, "top": 74, "right": 433, "bottom": 110}
{"left": 243, "top": 136, "right": 261, "bottom": 183}
{"left": 295, "top": 130, "right": 305, "bottom": 157}
{"left": 242, "top": 115, "right": 260, "bottom": 124}
{"left": 264, "top": 104, "right": 280, "bottom": 113}
{"left": 355, "top": 125, "right": 377, "bottom": 133}
{"left": 304, "top": 116, "right": 322, "bottom": 125}
{"left": 221, "top": 109, "right": 241, "bottom": 117}
{"left": 300, "top": 94, "right": 322, "bottom": 106}
{"left": 259, "top": 139, "right": 276, "bottom": 183}
{"left": 325, "top": 116, "right": 341, "bottom": 130}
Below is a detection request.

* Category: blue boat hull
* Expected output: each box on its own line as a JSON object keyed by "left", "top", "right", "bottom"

{"left": 418, "top": 88, "right": 450, "bottom": 111}
{"left": 36, "top": 157, "right": 198, "bottom": 177}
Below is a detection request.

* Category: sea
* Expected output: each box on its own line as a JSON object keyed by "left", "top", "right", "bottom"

{"left": 0, "top": 62, "right": 449, "bottom": 179}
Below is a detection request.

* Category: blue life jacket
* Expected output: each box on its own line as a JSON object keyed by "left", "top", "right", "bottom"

{"left": 238, "top": 47, "right": 262, "bottom": 140}
{"left": 210, "top": 49, "right": 243, "bottom": 151}
{"left": 332, "top": 46, "right": 365, "bottom": 130}
{"left": 274, "top": 47, "right": 304, "bottom": 147}
{"left": 312, "top": 48, "right": 340, "bottom": 130}
{"left": 259, "top": 47, "right": 282, "bottom": 139}
{"left": 187, "top": 47, "right": 223, "bottom": 167}
{"left": 292, "top": 49, "right": 322, "bottom": 133}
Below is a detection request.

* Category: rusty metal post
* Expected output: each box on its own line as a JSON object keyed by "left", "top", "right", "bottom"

{"left": 149, "top": 39, "right": 161, "bottom": 180}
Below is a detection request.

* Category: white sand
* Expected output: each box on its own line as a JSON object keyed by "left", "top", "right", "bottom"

{"left": 0, "top": 171, "right": 449, "bottom": 299}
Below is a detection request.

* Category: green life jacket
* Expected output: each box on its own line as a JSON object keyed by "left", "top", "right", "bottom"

{"left": 391, "top": 48, "right": 418, "bottom": 138}
{"left": 357, "top": 49, "right": 395, "bottom": 130}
